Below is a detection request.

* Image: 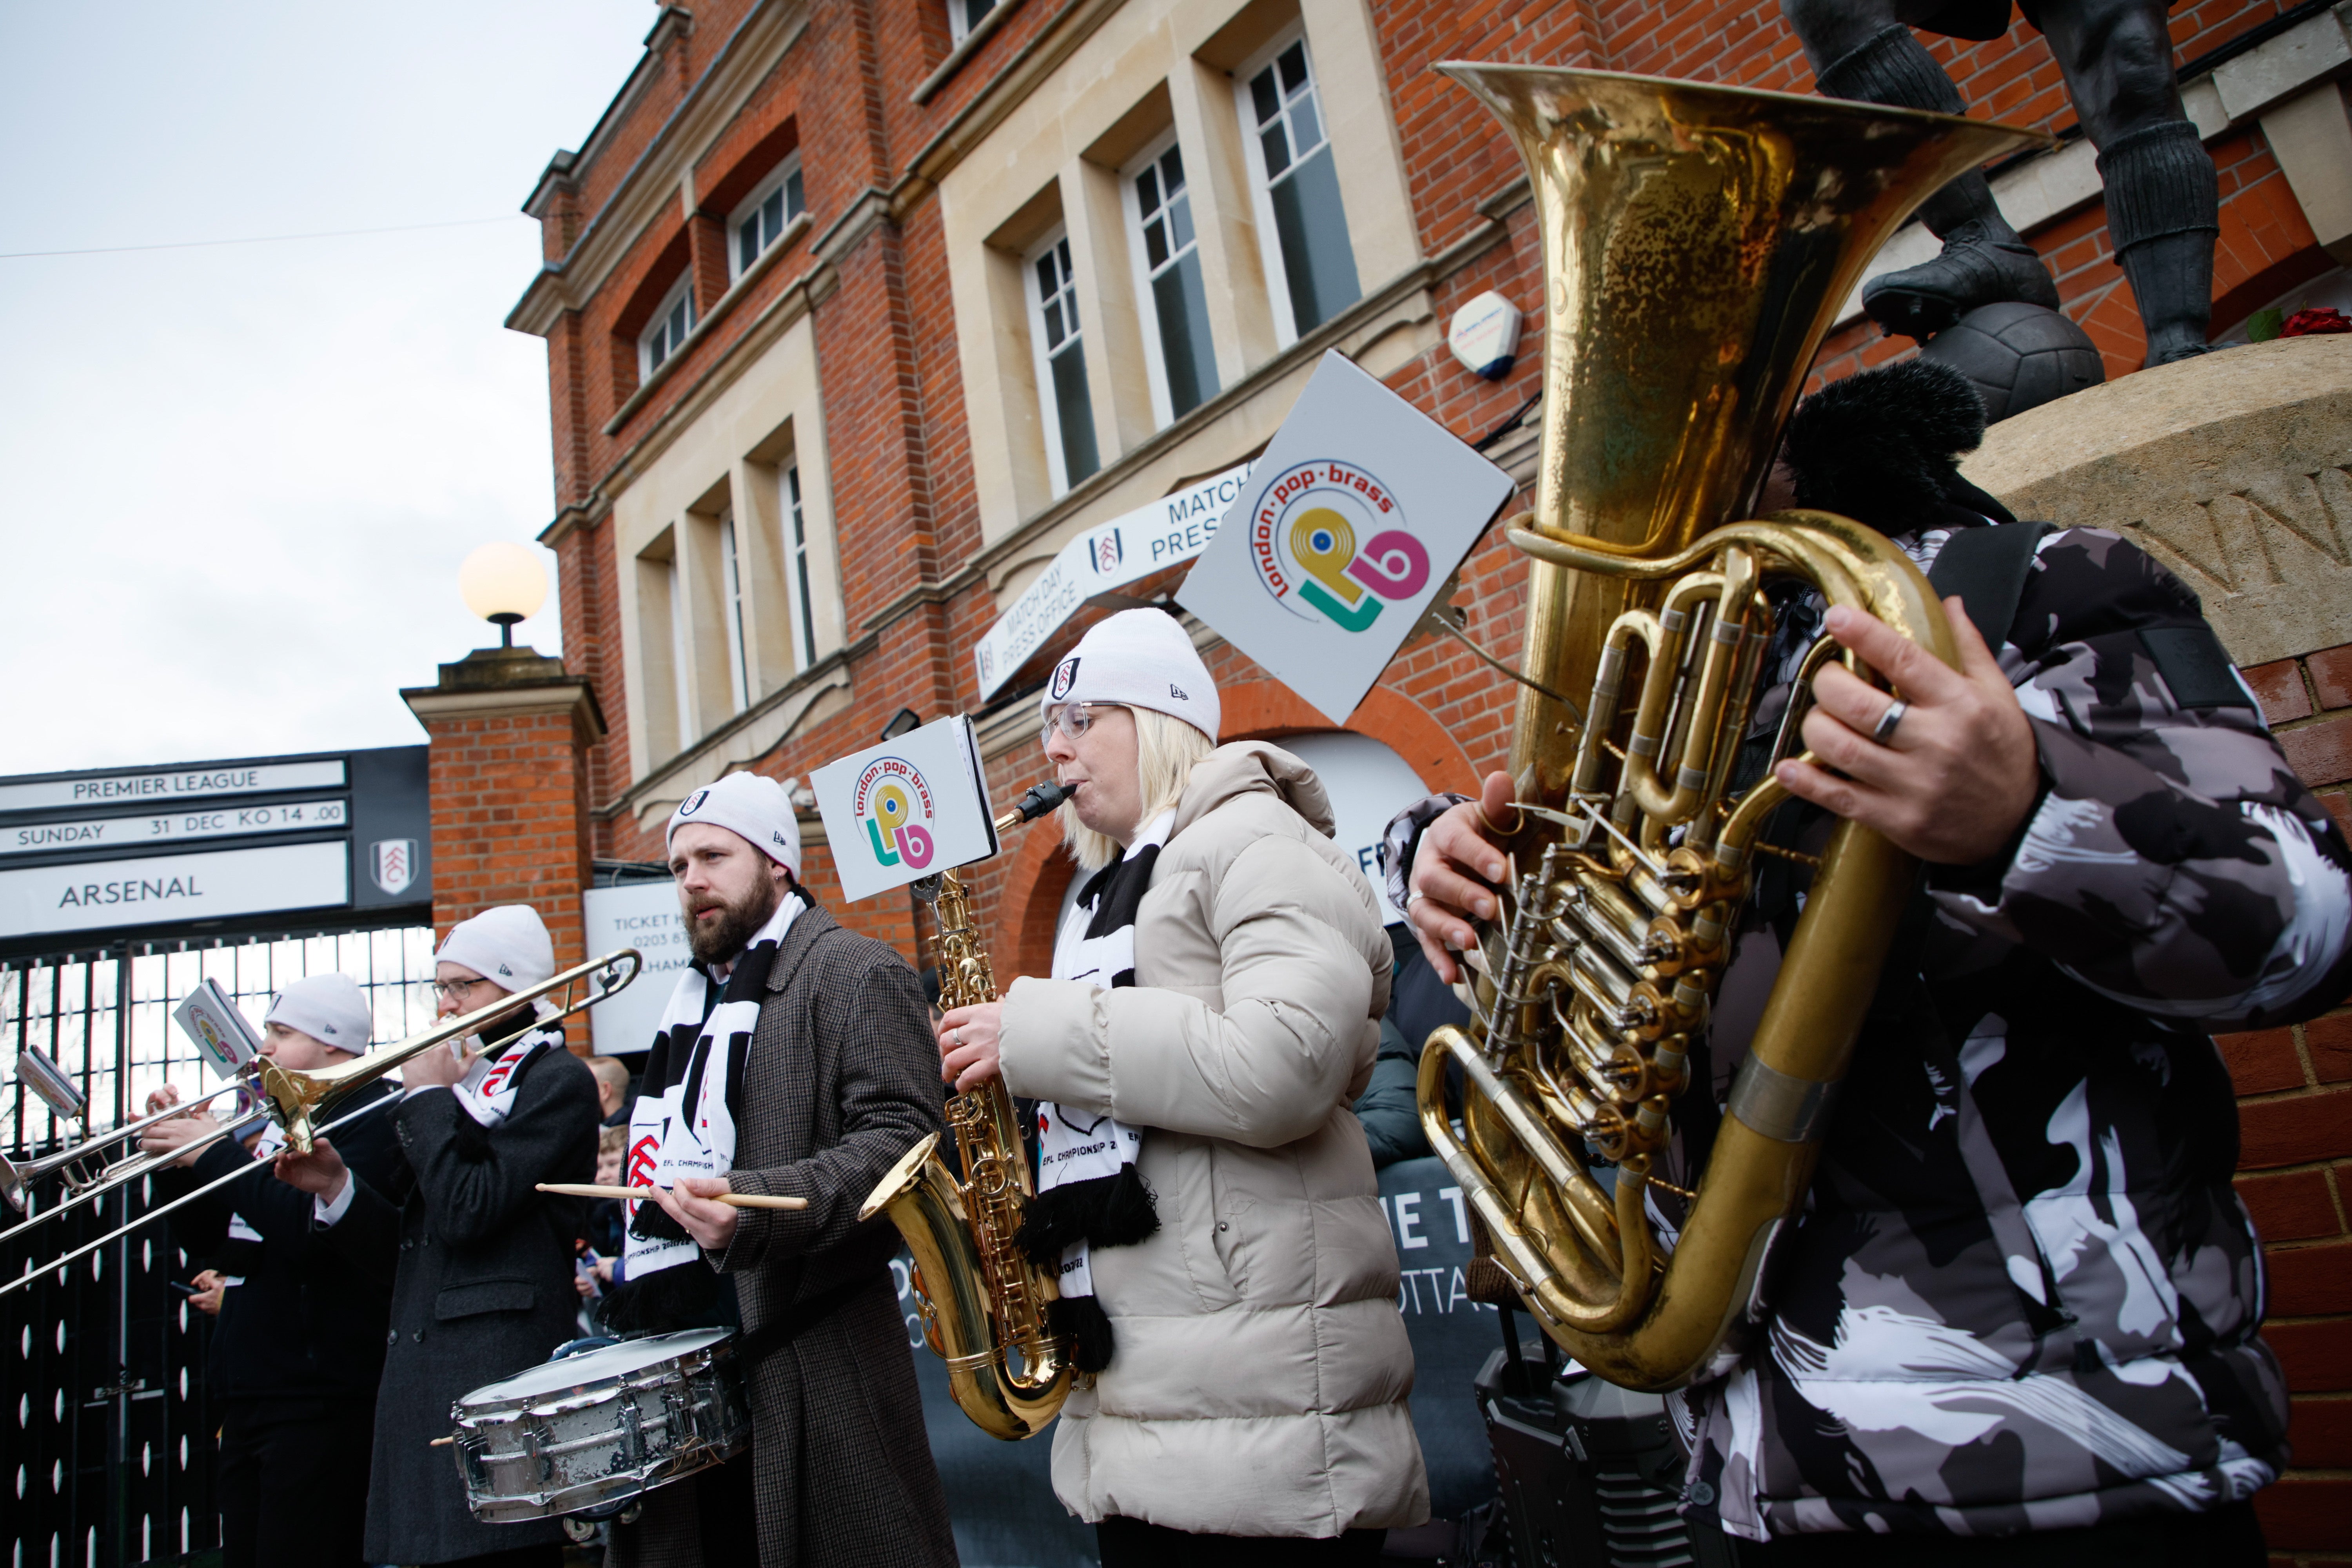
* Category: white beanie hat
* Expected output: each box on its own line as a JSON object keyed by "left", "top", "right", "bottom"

{"left": 1041, "top": 609, "right": 1220, "bottom": 739}
{"left": 264, "top": 974, "right": 372, "bottom": 1054}
{"left": 436, "top": 904, "right": 555, "bottom": 994}
{"left": 666, "top": 772, "right": 802, "bottom": 876}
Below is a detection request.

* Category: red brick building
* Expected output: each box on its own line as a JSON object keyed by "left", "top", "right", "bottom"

{"left": 397, "top": 0, "right": 2352, "bottom": 1553}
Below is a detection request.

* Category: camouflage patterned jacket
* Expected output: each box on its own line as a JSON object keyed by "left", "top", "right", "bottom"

{"left": 1382, "top": 523, "right": 2352, "bottom": 1540}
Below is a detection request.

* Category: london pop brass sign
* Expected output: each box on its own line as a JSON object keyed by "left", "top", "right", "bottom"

{"left": 1177, "top": 352, "right": 1513, "bottom": 723}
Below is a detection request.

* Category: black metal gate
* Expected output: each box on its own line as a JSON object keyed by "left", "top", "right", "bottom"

{"left": 4, "top": 929, "right": 435, "bottom": 1568}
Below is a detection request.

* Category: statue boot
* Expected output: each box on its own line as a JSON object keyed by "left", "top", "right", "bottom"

{"left": 1814, "top": 24, "right": 2062, "bottom": 339}
{"left": 1862, "top": 217, "right": 2064, "bottom": 339}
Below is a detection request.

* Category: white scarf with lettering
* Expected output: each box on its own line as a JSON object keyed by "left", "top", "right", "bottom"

{"left": 1036, "top": 811, "right": 1171, "bottom": 1302}
{"left": 624, "top": 894, "right": 802, "bottom": 1280}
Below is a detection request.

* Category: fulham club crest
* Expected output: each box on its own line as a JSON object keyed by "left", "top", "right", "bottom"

{"left": 370, "top": 839, "right": 417, "bottom": 896}
{"left": 1049, "top": 655, "right": 1081, "bottom": 701}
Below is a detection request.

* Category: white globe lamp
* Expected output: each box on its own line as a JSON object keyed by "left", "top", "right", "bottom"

{"left": 458, "top": 542, "right": 548, "bottom": 648}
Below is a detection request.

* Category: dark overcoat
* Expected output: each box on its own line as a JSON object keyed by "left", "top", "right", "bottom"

{"left": 324, "top": 1030, "right": 600, "bottom": 1564}
{"left": 610, "top": 902, "right": 958, "bottom": 1568}
{"left": 159, "top": 1080, "right": 403, "bottom": 1402}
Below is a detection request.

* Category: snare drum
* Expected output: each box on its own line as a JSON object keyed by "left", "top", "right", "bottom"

{"left": 449, "top": 1327, "right": 752, "bottom": 1522}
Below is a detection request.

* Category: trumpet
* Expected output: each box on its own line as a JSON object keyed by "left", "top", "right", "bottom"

{"left": 0, "top": 947, "right": 642, "bottom": 1291}
{"left": 0, "top": 1067, "right": 259, "bottom": 1217}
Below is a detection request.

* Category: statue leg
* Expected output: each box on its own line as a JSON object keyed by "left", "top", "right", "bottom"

{"left": 1784, "top": 1, "right": 2061, "bottom": 337}
{"left": 2038, "top": 0, "right": 2218, "bottom": 363}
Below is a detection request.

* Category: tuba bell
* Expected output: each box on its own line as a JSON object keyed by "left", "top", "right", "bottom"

{"left": 1414, "top": 66, "right": 2047, "bottom": 1392}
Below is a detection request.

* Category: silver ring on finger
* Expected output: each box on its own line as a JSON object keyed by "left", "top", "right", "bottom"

{"left": 1872, "top": 698, "right": 1908, "bottom": 746}
{"left": 953, "top": 1028, "right": 963, "bottom": 1046}
{"left": 1406, "top": 887, "right": 1426, "bottom": 907}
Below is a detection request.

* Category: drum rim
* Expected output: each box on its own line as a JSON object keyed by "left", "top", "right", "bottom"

{"left": 456, "top": 1326, "right": 738, "bottom": 1407}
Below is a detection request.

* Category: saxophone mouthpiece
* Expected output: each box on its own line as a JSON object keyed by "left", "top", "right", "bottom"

{"left": 1004, "top": 781, "right": 1070, "bottom": 827}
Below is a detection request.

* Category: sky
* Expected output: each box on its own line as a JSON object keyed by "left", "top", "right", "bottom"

{"left": 0, "top": 2, "right": 653, "bottom": 776}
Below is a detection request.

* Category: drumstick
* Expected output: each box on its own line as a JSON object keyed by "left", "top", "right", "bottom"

{"left": 535, "top": 1181, "right": 807, "bottom": 1210}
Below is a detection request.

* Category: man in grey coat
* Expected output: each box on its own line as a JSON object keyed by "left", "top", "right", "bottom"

{"left": 278, "top": 903, "right": 600, "bottom": 1568}
{"left": 642, "top": 772, "right": 958, "bottom": 1568}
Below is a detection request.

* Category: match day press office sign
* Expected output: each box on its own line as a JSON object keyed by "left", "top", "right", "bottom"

{"left": 971, "top": 461, "right": 1254, "bottom": 702}
{"left": 0, "top": 747, "right": 431, "bottom": 960}
{"left": 1179, "top": 351, "right": 1515, "bottom": 723}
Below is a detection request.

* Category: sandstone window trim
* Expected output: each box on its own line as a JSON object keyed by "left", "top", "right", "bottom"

{"left": 1024, "top": 227, "right": 1102, "bottom": 497}
{"left": 947, "top": 0, "right": 998, "bottom": 47}
{"left": 639, "top": 274, "right": 698, "bottom": 381}
{"left": 782, "top": 462, "right": 820, "bottom": 673}
{"left": 729, "top": 153, "right": 806, "bottom": 283}
{"left": 1233, "top": 24, "right": 1362, "bottom": 348}
{"left": 1120, "top": 130, "right": 1222, "bottom": 429}
{"left": 719, "top": 508, "right": 752, "bottom": 715}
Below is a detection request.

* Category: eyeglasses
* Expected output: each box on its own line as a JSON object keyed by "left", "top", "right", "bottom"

{"left": 430, "top": 978, "right": 499, "bottom": 1002}
{"left": 1042, "top": 702, "right": 1117, "bottom": 744}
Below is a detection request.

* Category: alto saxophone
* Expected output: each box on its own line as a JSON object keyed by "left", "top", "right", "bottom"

{"left": 859, "top": 782, "right": 1073, "bottom": 1439}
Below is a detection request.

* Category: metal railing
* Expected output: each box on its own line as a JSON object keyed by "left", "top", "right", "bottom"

{"left": 3, "top": 925, "right": 434, "bottom": 1568}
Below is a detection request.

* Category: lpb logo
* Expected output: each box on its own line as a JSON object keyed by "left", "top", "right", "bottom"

{"left": 1246, "top": 460, "right": 1430, "bottom": 631}
{"left": 853, "top": 756, "right": 938, "bottom": 870}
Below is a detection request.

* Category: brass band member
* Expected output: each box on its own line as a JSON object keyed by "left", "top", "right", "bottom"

{"left": 632, "top": 772, "right": 958, "bottom": 1568}
{"left": 140, "top": 974, "right": 400, "bottom": 1568}
{"left": 1396, "top": 363, "right": 2352, "bottom": 1561}
{"left": 937, "top": 610, "right": 1429, "bottom": 1564}
{"left": 274, "top": 904, "right": 599, "bottom": 1568}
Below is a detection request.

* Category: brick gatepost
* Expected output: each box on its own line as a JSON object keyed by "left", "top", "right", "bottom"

{"left": 401, "top": 644, "right": 605, "bottom": 1000}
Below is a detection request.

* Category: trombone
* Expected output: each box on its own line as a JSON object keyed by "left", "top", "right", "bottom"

{"left": 0, "top": 948, "right": 641, "bottom": 1269}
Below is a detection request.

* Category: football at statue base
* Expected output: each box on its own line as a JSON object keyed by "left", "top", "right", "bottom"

{"left": 1919, "top": 301, "right": 2106, "bottom": 423}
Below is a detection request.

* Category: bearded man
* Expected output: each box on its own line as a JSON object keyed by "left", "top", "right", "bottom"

{"left": 599, "top": 771, "right": 958, "bottom": 1568}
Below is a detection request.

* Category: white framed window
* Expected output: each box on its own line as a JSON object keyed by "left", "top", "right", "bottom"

{"left": 782, "top": 464, "right": 818, "bottom": 671}
{"left": 947, "top": 0, "right": 996, "bottom": 45}
{"left": 729, "top": 154, "right": 806, "bottom": 281}
{"left": 1236, "top": 30, "right": 1361, "bottom": 345}
{"left": 639, "top": 275, "right": 696, "bottom": 379}
{"left": 1122, "top": 135, "right": 1220, "bottom": 426}
{"left": 1023, "top": 230, "right": 1100, "bottom": 495}
{"left": 719, "top": 511, "right": 751, "bottom": 714}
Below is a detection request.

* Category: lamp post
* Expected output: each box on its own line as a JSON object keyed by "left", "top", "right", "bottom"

{"left": 458, "top": 542, "right": 548, "bottom": 649}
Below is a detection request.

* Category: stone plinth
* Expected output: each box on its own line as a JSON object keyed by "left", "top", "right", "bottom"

{"left": 1962, "top": 334, "right": 2352, "bottom": 669}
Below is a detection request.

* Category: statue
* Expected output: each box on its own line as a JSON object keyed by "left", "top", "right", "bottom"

{"left": 1783, "top": 0, "right": 2217, "bottom": 363}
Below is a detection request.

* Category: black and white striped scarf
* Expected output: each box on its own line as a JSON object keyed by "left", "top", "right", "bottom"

{"left": 611, "top": 894, "right": 802, "bottom": 1304}
{"left": 1015, "top": 811, "right": 1171, "bottom": 1371}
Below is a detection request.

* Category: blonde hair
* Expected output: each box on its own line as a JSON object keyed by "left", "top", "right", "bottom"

{"left": 1060, "top": 706, "right": 1216, "bottom": 872}
{"left": 597, "top": 1123, "right": 629, "bottom": 1158}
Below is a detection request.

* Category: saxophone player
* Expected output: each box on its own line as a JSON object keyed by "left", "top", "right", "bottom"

{"left": 936, "top": 610, "right": 1430, "bottom": 1563}
{"left": 628, "top": 771, "right": 957, "bottom": 1568}
{"left": 1395, "top": 361, "right": 2352, "bottom": 1563}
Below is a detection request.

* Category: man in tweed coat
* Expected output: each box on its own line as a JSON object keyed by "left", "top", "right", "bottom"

{"left": 646, "top": 773, "right": 958, "bottom": 1568}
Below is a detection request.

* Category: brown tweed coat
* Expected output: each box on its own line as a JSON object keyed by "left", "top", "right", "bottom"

{"left": 611, "top": 901, "right": 959, "bottom": 1568}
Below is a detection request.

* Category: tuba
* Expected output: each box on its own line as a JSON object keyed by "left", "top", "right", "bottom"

{"left": 1414, "top": 66, "right": 2046, "bottom": 1392}
{"left": 860, "top": 784, "right": 1073, "bottom": 1439}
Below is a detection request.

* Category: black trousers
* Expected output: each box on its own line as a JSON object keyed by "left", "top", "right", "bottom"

{"left": 1716, "top": 1499, "right": 2267, "bottom": 1567}
{"left": 216, "top": 1397, "right": 377, "bottom": 1568}
{"left": 1096, "top": 1517, "right": 1387, "bottom": 1566}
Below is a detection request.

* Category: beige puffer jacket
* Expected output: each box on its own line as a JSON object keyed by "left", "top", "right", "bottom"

{"left": 999, "top": 741, "right": 1430, "bottom": 1539}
